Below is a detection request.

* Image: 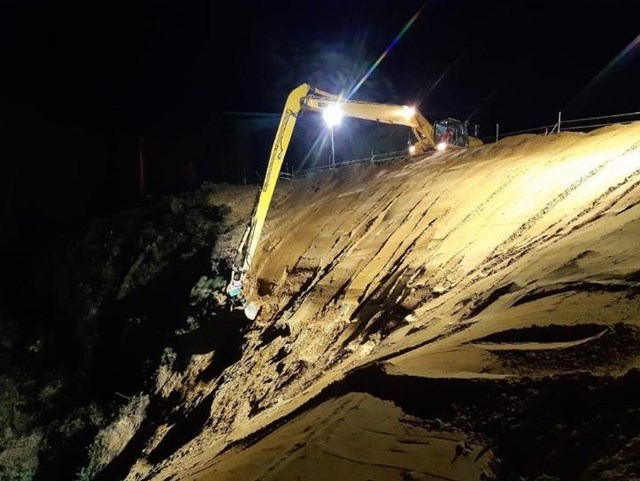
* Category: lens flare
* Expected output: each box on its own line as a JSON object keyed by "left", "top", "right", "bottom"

{"left": 571, "top": 33, "right": 640, "bottom": 108}
{"left": 590, "top": 34, "right": 640, "bottom": 87}
{"left": 323, "top": 104, "right": 343, "bottom": 127}
{"left": 346, "top": 3, "right": 426, "bottom": 100}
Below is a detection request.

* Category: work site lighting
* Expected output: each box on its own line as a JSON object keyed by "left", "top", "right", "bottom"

{"left": 402, "top": 106, "right": 415, "bottom": 119}
{"left": 323, "top": 104, "right": 344, "bottom": 127}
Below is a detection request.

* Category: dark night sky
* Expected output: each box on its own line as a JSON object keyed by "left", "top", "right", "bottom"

{"left": 1, "top": 0, "right": 639, "bottom": 240}
{"left": 3, "top": 1, "right": 639, "bottom": 127}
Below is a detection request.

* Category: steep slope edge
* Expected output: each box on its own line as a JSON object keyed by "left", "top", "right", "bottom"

{"left": 119, "top": 123, "right": 640, "bottom": 480}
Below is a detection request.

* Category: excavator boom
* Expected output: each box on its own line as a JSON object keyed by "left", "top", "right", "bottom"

{"left": 301, "top": 95, "right": 435, "bottom": 146}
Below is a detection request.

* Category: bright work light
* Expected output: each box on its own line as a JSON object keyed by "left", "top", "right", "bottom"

{"left": 402, "top": 106, "right": 415, "bottom": 119}
{"left": 323, "top": 104, "right": 343, "bottom": 127}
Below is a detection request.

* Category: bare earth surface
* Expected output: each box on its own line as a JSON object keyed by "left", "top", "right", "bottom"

{"left": 106, "top": 123, "right": 640, "bottom": 481}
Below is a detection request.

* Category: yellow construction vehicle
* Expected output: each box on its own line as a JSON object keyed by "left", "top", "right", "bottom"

{"left": 226, "top": 83, "right": 480, "bottom": 318}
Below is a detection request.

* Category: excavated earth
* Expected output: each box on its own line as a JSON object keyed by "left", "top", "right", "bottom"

{"left": 100, "top": 122, "right": 640, "bottom": 481}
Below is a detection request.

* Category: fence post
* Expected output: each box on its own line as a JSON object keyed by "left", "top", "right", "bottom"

{"left": 557, "top": 111, "right": 562, "bottom": 134}
{"left": 495, "top": 123, "right": 500, "bottom": 142}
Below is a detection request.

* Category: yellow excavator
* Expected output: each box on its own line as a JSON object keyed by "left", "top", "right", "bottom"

{"left": 226, "top": 83, "right": 481, "bottom": 319}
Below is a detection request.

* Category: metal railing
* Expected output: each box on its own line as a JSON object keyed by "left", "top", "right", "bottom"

{"left": 281, "top": 111, "right": 640, "bottom": 180}
{"left": 487, "top": 110, "right": 640, "bottom": 142}
{"left": 280, "top": 149, "right": 411, "bottom": 179}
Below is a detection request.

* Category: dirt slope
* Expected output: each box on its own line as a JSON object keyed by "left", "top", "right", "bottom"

{"left": 204, "top": 392, "right": 492, "bottom": 481}
{"left": 122, "top": 122, "right": 640, "bottom": 481}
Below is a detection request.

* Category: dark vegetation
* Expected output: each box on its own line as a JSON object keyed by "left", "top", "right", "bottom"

{"left": 0, "top": 188, "right": 230, "bottom": 480}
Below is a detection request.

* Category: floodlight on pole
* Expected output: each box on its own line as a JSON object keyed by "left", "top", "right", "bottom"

{"left": 329, "top": 125, "right": 336, "bottom": 168}
{"left": 323, "top": 103, "right": 344, "bottom": 127}
{"left": 322, "top": 103, "right": 343, "bottom": 168}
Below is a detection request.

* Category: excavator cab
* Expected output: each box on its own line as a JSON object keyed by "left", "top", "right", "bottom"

{"left": 433, "top": 118, "right": 470, "bottom": 149}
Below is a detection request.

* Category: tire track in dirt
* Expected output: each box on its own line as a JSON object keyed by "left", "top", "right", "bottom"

{"left": 246, "top": 396, "right": 361, "bottom": 481}
{"left": 318, "top": 449, "right": 462, "bottom": 481}
{"left": 440, "top": 164, "right": 530, "bottom": 242}
{"left": 448, "top": 140, "right": 640, "bottom": 320}
{"left": 482, "top": 140, "right": 640, "bottom": 273}
{"left": 564, "top": 165, "right": 640, "bottom": 234}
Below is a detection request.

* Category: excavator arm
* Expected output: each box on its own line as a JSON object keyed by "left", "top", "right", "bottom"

{"left": 242, "top": 84, "right": 311, "bottom": 273}
{"left": 227, "top": 84, "right": 312, "bottom": 305}
{"left": 300, "top": 92, "right": 435, "bottom": 151}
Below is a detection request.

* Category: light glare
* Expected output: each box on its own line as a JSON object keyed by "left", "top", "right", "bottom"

{"left": 437, "top": 142, "right": 447, "bottom": 151}
{"left": 323, "top": 104, "right": 343, "bottom": 127}
{"left": 402, "top": 106, "right": 416, "bottom": 119}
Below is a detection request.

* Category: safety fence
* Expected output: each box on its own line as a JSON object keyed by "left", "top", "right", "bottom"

{"left": 483, "top": 110, "right": 640, "bottom": 142}
{"left": 280, "top": 110, "right": 640, "bottom": 180}
{"left": 279, "top": 149, "right": 411, "bottom": 179}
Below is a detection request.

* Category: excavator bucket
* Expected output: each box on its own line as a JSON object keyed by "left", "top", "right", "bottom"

{"left": 244, "top": 301, "right": 259, "bottom": 321}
